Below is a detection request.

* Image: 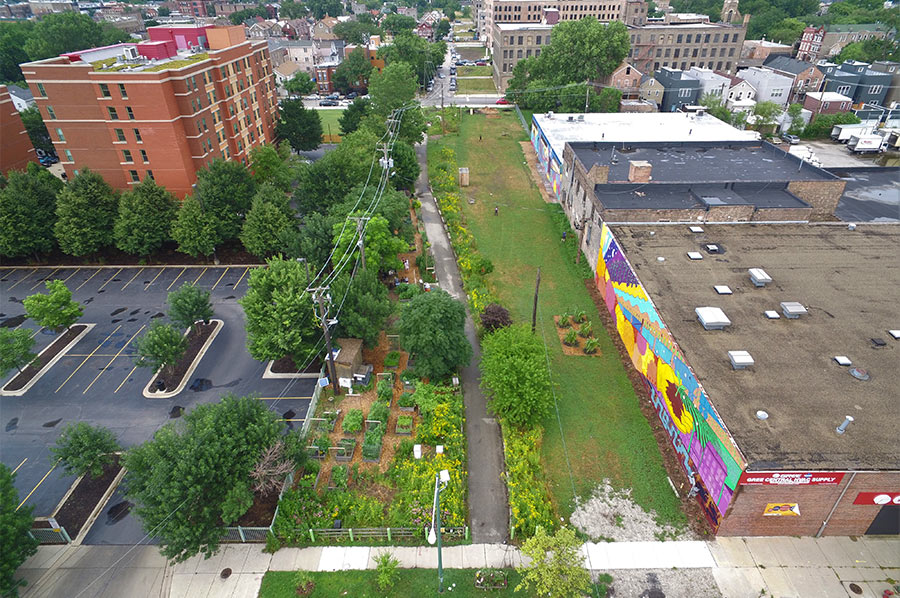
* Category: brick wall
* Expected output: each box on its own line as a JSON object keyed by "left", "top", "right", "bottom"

{"left": 787, "top": 180, "right": 845, "bottom": 220}
{"left": 718, "top": 471, "right": 900, "bottom": 536}
{"left": 0, "top": 87, "right": 36, "bottom": 172}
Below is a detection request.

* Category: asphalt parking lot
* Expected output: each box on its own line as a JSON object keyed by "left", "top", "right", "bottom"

{"left": 0, "top": 265, "right": 316, "bottom": 544}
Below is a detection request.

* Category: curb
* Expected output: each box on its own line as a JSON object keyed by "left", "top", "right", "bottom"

{"left": 0, "top": 264, "right": 266, "bottom": 270}
{"left": 1, "top": 324, "right": 95, "bottom": 396}
{"left": 263, "top": 359, "right": 322, "bottom": 379}
{"left": 72, "top": 465, "right": 126, "bottom": 546}
{"left": 142, "top": 319, "right": 223, "bottom": 399}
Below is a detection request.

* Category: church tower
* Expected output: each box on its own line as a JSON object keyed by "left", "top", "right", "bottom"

{"left": 720, "top": 0, "right": 741, "bottom": 23}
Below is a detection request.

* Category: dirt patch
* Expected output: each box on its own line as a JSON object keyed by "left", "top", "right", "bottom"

{"left": 481, "top": 107, "right": 501, "bottom": 119}
{"left": 55, "top": 457, "right": 121, "bottom": 539}
{"left": 520, "top": 141, "right": 556, "bottom": 205}
{"left": 147, "top": 322, "right": 216, "bottom": 393}
{"left": 552, "top": 316, "right": 601, "bottom": 357}
{"left": 3, "top": 324, "right": 88, "bottom": 392}
{"left": 271, "top": 356, "right": 323, "bottom": 374}
{"left": 234, "top": 486, "right": 280, "bottom": 527}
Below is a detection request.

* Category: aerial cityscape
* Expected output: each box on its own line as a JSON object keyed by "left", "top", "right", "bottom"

{"left": 0, "top": 0, "right": 898, "bottom": 595}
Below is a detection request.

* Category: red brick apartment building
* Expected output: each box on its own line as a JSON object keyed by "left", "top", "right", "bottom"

{"left": 0, "top": 85, "right": 37, "bottom": 173}
{"left": 20, "top": 25, "right": 278, "bottom": 197}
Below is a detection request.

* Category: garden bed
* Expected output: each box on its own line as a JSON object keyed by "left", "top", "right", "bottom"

{"left": 145, "top": 321, "right": 220, "bottom": 396}
{"left": 553, "top": 316, "right": 601, "bottom": 357}
{"left": 270, "top": 356, "right": 323, "bottom": 375}
{"left": 233, "top": 486, "right": 280, "bottom": 527}
{"left": 395, "top": 415, "right": 414, "bottom": 436}
{"left": 2, "top": 324, "right": 89, "bottom": 392}
{"left": 335, "top": 437, "right": 356, "bottom": 462}
{"left": 54, "top": 457, "right": 122, "bottom": 540}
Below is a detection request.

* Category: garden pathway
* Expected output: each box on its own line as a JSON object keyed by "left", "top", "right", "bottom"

{"left": 415, "top": 140, "right": 510, "bottom": 544}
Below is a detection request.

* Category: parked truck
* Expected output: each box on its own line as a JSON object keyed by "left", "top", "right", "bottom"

{"left": 831, "top": 123, "right": 874, "bottom": 142}
{"left": 847, "top": 134, "right": 886, "bottom": 154}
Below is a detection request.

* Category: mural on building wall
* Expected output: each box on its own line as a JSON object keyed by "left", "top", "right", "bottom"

{"left": 531, "top": 123, "right": 563, "bottom": 202}
{"left": 596, "top": 223, "right": 746, "bottom": 530}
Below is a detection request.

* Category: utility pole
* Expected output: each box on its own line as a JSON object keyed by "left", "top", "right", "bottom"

{"left": 531, "top": 267, "right": 541, "bottom": 333}
{"left": 311, "top": 288, "right": 340, "bottom": 395}
{"left": 585, "top": 79, "right": 590, "bottom": 114}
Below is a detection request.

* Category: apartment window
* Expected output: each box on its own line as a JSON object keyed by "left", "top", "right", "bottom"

{"left": 771, "top": 89, "right": 783, "bottom": 98}
{"left": 536, "top": 35, "right": 541, "bottom": 45}
{"left": 711, "top": 48, "right": 717, "bottom": 57}
{"left": 704, "top": 34, "right": 710, "bottom": 43}
{"left": 717, "top": 61, "right": 723, "bottom": 70}
{"left": 202, "top": 117, "right": 208, "bottom": 131}
{"left": 518, "top": 35, "right": 523, "bottom": 44}
{"left": 220, "top": 66, "right": 227, "bottom": 78}
{"left": 140, "top": 149, "right": 148, "bottom": 163}
{"left": 36, "top": 82, "right": 46, "bottom": 97}
{"left": 118, "top": 83, "right": 127, "bottom": 99}
{"left": 837, "top": 85, "right": 851, "bottom": 95}
{"left": 126, "top": 106, "right": 135, "bottom": 120}
{"left": 713, "top": 33, "right": 720, "bottom": 42}
{"left": 673, "top": 49, "right": 680, "bottom": 58}
{"left": 869, "top": 85, "right": 883, "bottom": 95}
{"left": 840, "top": 102, "right": 847, "bottom": 110}
{"left": 693, "top": 48, "right": 698, "bottom": 57}
{"left": 55, "top": 128, "right": 65, "bottom": 142}
{"left": 822, "top": 102, "right": 830, "bottom": 110}
{"left": 114, "top": 128, "right": 126, "bottom": 142}
{"left": 107, "top": 106, "right": 118, "bottom": 120}
{"left": 129, "top": 170, "right": 140, "bottom": 182}
{"left": 729, "top": 48, "right": 735, "bottom": 57}
{"left": 191, "top": 99, "right": 198, "bottom": 112}
{"left": 99, "top": 83, "right": 111, "bottom": 98}
{"left": 122, "top": 150, "right": 133, "bottom": 163}
{"left": 685, "top": 34, "right": 692, "bottom": 43}
{"left": 678, "top": 88, "right": 692, "bottom": 97}
{"left": 676, "top": 34, "right": 683, "bottom": 43}
{"left": 517, "top": 49, "right": 523, "bottom": 58}
{"left": 64, "top": 149, "right": 73, "bottom": 161}
{"left": 133, "top": 128, "right": 142, "bottom": 142}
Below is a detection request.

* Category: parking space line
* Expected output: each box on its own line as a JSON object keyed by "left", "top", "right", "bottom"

{"left": 75, "top": 268, "right": 102, "bottom": 291}
{"left": 17, "top": 459, "right": 60, "bottom": 511}
{"left": 211, "top": 267, "right": 229, "bottom": 290}
{"left": 29, "top": 268, "right": 59, "bottom": 291}
{"left": 55, "top": 326, "right": 121, "bottom": 393}
{"left": 7, "top": 269, "right": 37, "bottom": 291}
{"left": 115, "top": 365, "right": 138, "bottom": 394}
{"left": 29, "top": 328, "right": 44, "bottom": 339}
{"left": 257, "top": 396, "right": 314, "bottom": 400}
{"left": 144, "top": 267, "right": 165, "bottom": 291}
{"left": 98, "top": 268, "right": 123, "bottom": 290}
{"left": 191, "top": 267, "right": 208, "bottom": 285}
{"left": 12, "top": 458, "right": 27, "bottom": 474}
{"left": 234, "top": 267, "right": 250, "bottom": 290}
{"left": 82, "top": 325, "right": 145, "bottom": 395}
{"left": 62, "top": 268, "right": 81, "bottom": 283}
{"left": 166, "top": 267, "right": 186, "bottom": 291}
{"left": 121, "top": 267, "right": 143, "bottom": 290}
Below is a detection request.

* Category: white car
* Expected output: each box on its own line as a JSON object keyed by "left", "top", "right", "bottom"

{"left": 304, "top": 94, "right": 320, "bottom": 100}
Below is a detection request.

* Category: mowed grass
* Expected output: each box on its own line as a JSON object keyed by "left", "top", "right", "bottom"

{"left": 315, "top": 108, "right": 344, "bottom": 138}
{"left": 259, "top": 569, "right": 528, "bottom": 598}
{"left": 456, "top": 46, "right": 487, "bottom": 61}
{"left": 458, "top": 65, "right": 492, "bottom": 77}
{"left": 456, "top": 78, "right": 497, "bottom": 94}
{"left": 428, "top": 113, "right": 686, "bottom": 528}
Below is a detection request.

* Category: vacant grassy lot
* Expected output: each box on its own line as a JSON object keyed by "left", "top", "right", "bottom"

{"left": 456, "top": 78, "right": 497, "bottom": 94}
{"left": 428, "top": 113, "right": 686, "bottom": 529}
{"left": 458, "top": 65, "right": 492, "bottom": 77}
{"left": 456, "top": 46, "right": 487, "bottom": 61}
{"left": 259, "top": 569, "right": 528, "bottom": 598}
{"left": 315, "top": 108, "right": 344, "bottom": 139}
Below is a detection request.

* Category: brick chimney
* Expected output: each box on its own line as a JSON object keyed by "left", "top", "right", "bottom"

{"left": 628, "top": 160, "right": 652, "bottom": 183}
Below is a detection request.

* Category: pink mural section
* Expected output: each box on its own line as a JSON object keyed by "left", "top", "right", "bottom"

{"left": 597, "top": 224, "right": 745, "bottom": 530}
{"left": 530, "top": 123, "right": 563, "bottom": 202}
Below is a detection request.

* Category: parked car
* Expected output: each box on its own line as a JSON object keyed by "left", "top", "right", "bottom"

{"left": 475, "top": 61, "right": 487, "bottom": 66}
{"left": 347, "top": 91, "right": 358, "bottom": 99}
{"left": 319, "top": 99, "right": 339, "bottom": 106}
{"left": 304, "top": 94, "right": 320, "bottom": 100}
{"left": 781, "top": 134, "right": 800, "bottom": 144}
{"left": 496, "top": 98, "right": 509, "bottom": 105}
{"left": 438, "top": 73, "right": 445, "bottom": 79}
{"left": 326, "top": 93, "right": 339, "bottom": 100}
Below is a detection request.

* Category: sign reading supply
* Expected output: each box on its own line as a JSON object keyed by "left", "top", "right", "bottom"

{"left": 738, "top": 471, "right": 845, "bottom": 486}
{"left": 763, "top": 503, "right": 800, "bottom": 516}
{"left": 853, "top": 492, "right": 900, "bottom": 505}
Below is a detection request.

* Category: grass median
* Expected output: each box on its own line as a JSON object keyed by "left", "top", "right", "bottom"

{"left": 427, "top": 112, "right": 686, "bottom": 529}
{"left": 456, "top": 78, "right": 497, "bottom": 94}
{"left": 315, "top": 108, "right": 344, "bottom": 140}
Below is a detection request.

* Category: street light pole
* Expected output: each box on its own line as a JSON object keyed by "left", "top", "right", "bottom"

{"left": 428, "top": 469, "right": 450, "bottom": 593}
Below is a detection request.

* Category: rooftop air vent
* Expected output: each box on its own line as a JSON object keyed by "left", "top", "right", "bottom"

{"left": 889, "top": 330, "right": 900, "bottom": 340}
{"left": 689, "top": 226, "right": 704, "bottom": 233}
{"left": 687, "top": 251, "right": 703, "bottom": 260}
{"left": 578, "top": 114, "right": 585, "bottom": 121}
{"left": 834, "top": 356, "right": 852, "bottom": 366}
{"left": 567, "top": 115, "right": 574, "bottom": 122}
{"left": 714, "top": 285, "right": 732, "bottom": 295}
{"left": 748, "top": 268, "right": 772, "bottom": 287}
{"left": 780, "top": 301, "right": 807, "bottom": 319}
{"left": 871, "top": 338, "right": 886, "bottom": 348}
{"left": 728, "top": 350, "right": 754, "bottom": 369}
{"left": 705, "top": 243, "right": 720, "bottom": 253}
{"left": 696, "top": 307, "right": 731, "bottom": 330}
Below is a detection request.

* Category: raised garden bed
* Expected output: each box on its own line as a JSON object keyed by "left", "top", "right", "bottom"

{"left": 335, "top": 437, "right": 356, "bottom": 462}
{"left": 395, "top": 415, "right": 414, "bottom": 436}
{"left": 145, "top": 321, "right": 220, "bottom": 395}
{"left": 2, "top": 324, "right": 89, "bottom": 392}
{"left": 308, "top": 434, "right": 330, "bottom": 460}
{"left": 475, "top": 569, "right": 508, "bottom": 590}
{"left": 342, "top": 409, "right": 364, "bottom": 434}
{"left": 362, "top": 424, "right": 384, "bottom": 463}
{"left": 398, "top": 392, "right": 415, "bottom": 412}
{"left": 322, "top": 410, "right": 340, "bottom": 433}
{"left": 54, "top": 456, "right": 122, "bottom": 540}
{"left": 383, "top": 351, "right": 401, "bottom": 370}
{"left": 328, "top": 465, "right": 348, "bottom": 490}
{"left": 270, "top": 356, "right": 323, "bottom": 375}
{"left": 232, "top": 485, "right": 280, "bottom": 527}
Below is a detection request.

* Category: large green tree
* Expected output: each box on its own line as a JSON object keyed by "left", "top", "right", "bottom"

{"left": 306, "top": 0, "right": 342, "bottom": 19}
{"left": 398, "top": 290, "right": 472, "bottom": 380}
{"left": 54, "top": 169, "right": 118, "bottom": 256}
{"left": 0, "top": 329, "right": 36, "bottom": 378}
{"left": 331, "top": 183, "right": 412, "bottom": 240}
{"left": 167, "top": 283, "right": 214, "bottom": 332}
{"left": 124, "top": 396, "right": 281, "bottom": 562}
{"left": 0, "top": 21, "right": 33, "bottom": 84}
{"left": 276, "top": 99, "right": 323, "bottom": 152}
{"left": 294, "top": 128, "right": 380, "bottom": 213}
{"left": 171, "top": 195, "right": 219, "bottom": 258}
{"left": 241, "top": 196, "right": 294, "bottom": 258}
{"left": 113, "top": 178, "right": 177, "bottom": 256}
{"left": 331, "top": 269, "right": 391, "bottom": 346}
{"left": 239, "top": 256, "right": 319, "bottom": 367}
{"left": 0, "top": 464, "right": 38, "bottom": 598}
{"left": 24, "top": 12, "right": 130, "bottom": 60}
{"left": 516, "top": 526, "right": 591, "bottom": 598}
{"left": 332, "top": 213, "right": 406, "bottom": 274}
{"left": 377, "top": 31, "right": 445, "bottom": 86}
{"left": 364, "top": 61, "right": 426, "bottom": 144}
{"left": 332, "top": 20, "right": 382, "bottom": 45}
{"left": 381, "top": 13, "right": 417, "bottom": 34}
{"left": 284, "top": 71, "right": 316, "bottom": 97}
{"left": 338, "top": 97, "right": 371, "bottom": 135}
{"left": 134, "top": 321, "right": 187, "bottom": 373}
{"left": 193, "top": 159, "right": 257, "bottom": 242}
{"left": 480, "top": 324, "right": 552, "bottom": 429}
{"left": 50, "top": 422, "right": 120, "bottom": 479}
{"left": 23, "top": 280, "right": 82, "bottom": 332}
{"left": 836, "top": 38, "right": 900, "bottom": 64}
{"left": 0, "top": 162, "right": 62, "bottom": 258}
{"left": 333, "top": 47, "right": 374, "bottom": 93}
{"left": 390, "top": 142, "right": 420, "bottom": 190}
{"left": 249, "top": 144, "right": 295, "bottom": 192}
{"left": 18, "top": 106, "right": 53, "bottom": 154}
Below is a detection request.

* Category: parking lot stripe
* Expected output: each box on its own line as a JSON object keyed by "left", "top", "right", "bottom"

{"left": 144, "top": 267, "right": 165, "bottom": 290}
{"left": 17, "top": 459, "right": 60, "bottom": 511}
{"left": 166, "top": 267, "right": 186, "bottom": 291}
{"left": 6, "top": 269, "right": 37, "bottom": 291}
{"left": 62, "top": 268, "right": 81, "bottom": 283}
{"left": 234, "top": 267, "right": 250, "bottom": 290}
{"left": 257, "top": 396, "right": 314, "bottom": 400}
{"left": 29, "top": 268, "right": 59, "bottom": 291}
{"left": 211, "top": 267, "right": 229, "bottom": 290}
{"left": 29, "top": 328, "right": 44, "bottom": 339}
{"left": 82, "top": 325, "right": 145, "bottom": 395}
{"left": 55, "top": 326, "right": 121, "bottom": 393}
{"left": 192, "top": 267, "right": 208, "bottom": 285}
{"left": 99, "top": 267, "right": 123, "bottom": 290}
{"left": 75, "top": 268, "right": 102, "bottom": 291}
{"left": 121, "top": 267, "right": 143, "bottom": 290}
{"left": 12, "top": 458, "right": 27, "bottom": 474}
{"left": 115, "top": 365, "right": 138, "bottom": 393}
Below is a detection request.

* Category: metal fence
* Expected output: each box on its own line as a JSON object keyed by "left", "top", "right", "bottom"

{"left": 514, "top": 104, "right": 529, "bottom": 131}
{"left": 303, "top": 526, "right": 469, "bottom": 543}
{"left": 28, "top": 526, "right": 71, "bottom": 545}
{"left": 222, "top": 471, "right": 294, "bottom": 543}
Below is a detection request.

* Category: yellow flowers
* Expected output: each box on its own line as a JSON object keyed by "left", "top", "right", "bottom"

{"left": 502, "top": 423, "right": 555, "bottom": 538}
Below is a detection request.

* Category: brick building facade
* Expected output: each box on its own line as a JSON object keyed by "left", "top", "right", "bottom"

{"left": 0, "top": 86, "right": 37, "bottom": 173}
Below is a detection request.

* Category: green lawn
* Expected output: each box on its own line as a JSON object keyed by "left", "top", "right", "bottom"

{"left": 315, "top": 109, "right": 344, "bottom": 139}
{"left": 456, "top": 47, "right": 487, "bottom": 61}
{"left": 427, "top": 113, "right": 686, "bottom": 529}
{"left": 259, "top": 569, "right": 528, "bottom": 598}
{"left": 456, "top": 78, "right": 497, "bottom": 94}
{"left": 458, "top": 65, "right": 492, "bottom": 77}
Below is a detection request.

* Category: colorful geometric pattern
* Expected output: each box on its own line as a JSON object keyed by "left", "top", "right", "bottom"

{"left": 531, "top": 124, "right": 563, "bottom": 202}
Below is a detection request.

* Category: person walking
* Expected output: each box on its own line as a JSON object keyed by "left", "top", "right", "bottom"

{"left": 494, "top": 205, "right": 499, "bottom": 216}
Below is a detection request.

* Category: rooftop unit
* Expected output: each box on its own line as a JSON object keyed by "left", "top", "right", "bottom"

{"left": 696, "top": 306, "right": 731, "bottom": 330}
{"left": 749, "top": 268, "right": 772, "bottom": 287}
{"left": 728, "top": 350, "right": 754, "bottom": 370}
{"left": 780, "top": 301, "right": 808, "bottom": 319}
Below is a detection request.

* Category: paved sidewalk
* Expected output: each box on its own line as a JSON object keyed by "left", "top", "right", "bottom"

{"left": 415, "top": 140, "right": 509, "bottom": 544}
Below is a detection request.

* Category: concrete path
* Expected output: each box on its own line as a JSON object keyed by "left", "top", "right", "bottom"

{"left": 415, "top": 140, "right": 509, "bottom": 544}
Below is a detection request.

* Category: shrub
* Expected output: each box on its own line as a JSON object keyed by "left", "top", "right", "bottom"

{"left": 383, "top": 350, "right": 401, "bottom": 368}
{"left": 294, "top": 570, "right": 315, "bottom": 596}
{"left": 342, "top": 409, "right": 364, "bottom": 433}
{"left": 331, "top": 465, "right": 348, "bottom": 489}
{"left": 249, "top": 441, "right": 292, "bottom": 496}
{"left": 578, "top": 321, "right": 593, "bottom": 338}
{"left": 583, "top": 338, "right": 600, "bottom": 354}
{"left": 362, "top": 424, "right": 384, "bottom": 460}
{"left": 396, "top": 415, "right": 413, "bottom": 433}
{"left": 377, "top": 378, "right": 393, "bottom": 402}
{"left": 396, "top": 282, "right": 421, "bottom": 299}
{"left": 398, "top": 392, "right": 415, "bottom": 408}
{"left": 315, "top": 434, "right": 330, "bottom": 456}
{"left": 50, "top": 422, "right": 120, "bottom": 478}
{"left": 574, "top": 310, "right": 587, "bottom": 323}
{"left": 557, "top": 313, "right": 571, "bottom": 328}
{"left": 563, "top": 328, "right": 578, "bottom": 346}
{"left": 375, "top": 552, "right": 401, "bottom": 591}
{"left": 368, "top": 401, "right": 389, "bottom": 426}
{"left": 480, "top": 303, "right": 512, "bottom": 332}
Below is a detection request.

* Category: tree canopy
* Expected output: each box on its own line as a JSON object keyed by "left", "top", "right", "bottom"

{"left": 284, "top": 71, "right": 316, "bottom": 97}
{"left": 113, "top": 178, "right": 176, "bottom": 256}
{"left": 0, "top": 329, "right": 35, "bottom": 378}
{"left": 249, "top": 143, "right": 296, "bottom": 192}
{"left": 333, "top": 47, "right": 374, "bottom": 93}
{"left": 167, "top": 283, "right": 214, "bottom": 331}
{"left": 339, "top": 97, "right": 372, "bottom": 135}
{"left": 333, "top": 20, "right": 382, "bottom": 45}
{"left": 1, "top": 464, "right": 38, "bottom": 598}
{"left": 54, "top": 169, "right": 119, "bottom": 256}
{"left": 332, "top": 213, "right": 407, "bottom": 274}
{"left": 0, "top": 162, "right": 62, "bottom": 258}
{"left": 294, "top": 128, "right": 380, "bottom": 213}
{"left": 276, "top": 99, "right": 323, "bottom": 152}
{"left": 134, "top": 321, "right": 187, "bottom": 372}
{"left": 364, "top": 61, "right": 427, "bottom": 144}
{"left": 23, "top": 280, "right": 82, "bottom": 332}
{"left": 331, "top": 269, "right": 392, "bottom": 346}
{"left": 516, "top": 526, "right": 591, "bottom": 598}
{"left": 18, "top": 106, "right": 53, "bottom": 154}
{"left": 306, "top": 0, "right": 343, "bottom": 19}
{"left": 50, "top": 422, "right": 121, "bottom": 479}
{"left": 381, "top": 13, "right": 417, "bottom": 34}
{"left": 398, "top": 290, "right": 472, "bottom": 380}
{"left": 194, "top": 159, "right": 257, "bottom": 241}
{"left": 171, "top": 195, "right": 220, "bottom": 258}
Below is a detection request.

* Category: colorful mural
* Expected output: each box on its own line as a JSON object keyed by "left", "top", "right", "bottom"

{"left": 531, "top": 122, "right": 563, "bottom": 202}
{"left": 597, "top": 224, "right": 746, "bottom": 530}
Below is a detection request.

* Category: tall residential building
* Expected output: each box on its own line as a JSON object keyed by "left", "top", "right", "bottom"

{"left": 0, "top": 86, "right": 37, "bottom": 173}
{"left": 20, "top": 25, "right": 278, "bottom": 197}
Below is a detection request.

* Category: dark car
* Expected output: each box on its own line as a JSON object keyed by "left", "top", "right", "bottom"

{"left": 327, "top": 93, "right": 340, "bottom": 100}
{"left": 455, "top": 60, "right": 465, "bottom": 66}
{"left": 347, "top": 91, "right": 358, "bottom": 99}
{"left": 319, "top": 99, "right": 339, "bottom": 106}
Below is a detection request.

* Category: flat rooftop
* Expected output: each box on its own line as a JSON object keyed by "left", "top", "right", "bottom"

{"left": 533, "top": 112, "right": 758, "bottom": 162}
{"left": 595, "top": 182, "right": 809, "bottom": 210}
{"left": 830, "top": 167, "right": 900, "bottom": 222}
{"left": 610, "top": 223, "right": 900, "bottom": 470}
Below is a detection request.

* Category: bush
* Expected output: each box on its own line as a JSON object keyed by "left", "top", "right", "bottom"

{"left": 583, "top": 338, "right": 600, "bottom": 354}
{"left": 383, "top": 351, "right": 401, "bottom": 368}
{"left": 480, "top": 303, "right": 512, "bottom": 332}
{"left": 294, "top": 570, "right": 315, "bottom": 595}
{"left": 368, "top": 401, "right": 389, "bottom": 426}
{"left": 578, "top": 321, "right": 593, "bottom": 338}
{"left": 342, "top": 409, "right": 364, "bottom": 433}
{"left": 377, "top": 377, "right": 393, "bottom": 402}
{"left": 375, "top": 552, "right": 401, "bottom": 591}
{"left": 331, "top": 465, "right": 348, "bottom": 489}
{"left": 557, "top": 313, "right": 571, "bottom": 328}
{"left": 398, "top": 392, "right": 415, "bottom": 408}
{"left": 396, "top": 282, "right": 421, "bottom": 299}
{"left": 563, "top": 328, "right": 578, "bottom": 346}
{"left": 50, "top": 422, "right": 120, "bottom": 478}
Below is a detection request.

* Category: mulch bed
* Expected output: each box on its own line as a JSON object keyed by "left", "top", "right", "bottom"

{"left": 55, "top": 457, "right": 122, "bottom": 540}
{"left": 233, "top": 487, "right": 280, "bottom": 527}
{"left": 552, "top": 317, "right": 600, "bottom": 357}
{"left": 271, "top": 356, "right": 323, "bottom": 375}
{"left": 150, "top": 322, "right": 216, "bottom": 393}
{"left": 2, "top": 324, "right": 87, "bottom": 392}
{"left": 0, "top": 240, "right": 262, "bottom": 267}
{"left": 584, "top": 278, "right": 713, "bottom": 538}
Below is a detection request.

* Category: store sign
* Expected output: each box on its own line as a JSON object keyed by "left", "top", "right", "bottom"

{"left": 738, "top": 471, "right": 845, "bottom": 486}
{"left": 853, "top": 492, "right": 900, "bottom": 505}
{"left": 763, "top": 503, "right": 800, "bottom": 516}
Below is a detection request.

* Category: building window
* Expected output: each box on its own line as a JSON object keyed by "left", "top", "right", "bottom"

{"left": 676, "top": 34, "right": 683, "bottom": 43}
{"left": 140, "top": 149, "right": 148, "bottom": 163}
{"left": 56, "top": 128, "right": 65, "bottom": 142}
{"left": 123, "top": 150, "right": 133, "bottom": 163}
{"left": 126, "top": 106, "right": 134, "bottom": 120}
{"left": 112, "top": 128, "right": 125, "bottom": 142}
{"left": 822, "top": 102, "right": 829, "bottom": 109}
{"left": 678, "top": 88, "right": 692, "bottom": 97}
{"left": 133, "top": 128, "right": 142, "bottom": 142}
{"left": 47, "top": 105, "right": 57, "bottom": 120}
{"left": 37, "top": 82, "right": 46, "bottom": 97}
{"left": 118, "top": 83, "right": 127, "bottom": 99}
{"left": 99, "top": 83, "right": 111, "bottom": 98}
{"left": 869, "top": 85, "right": 883, "bottom": 95}
{"left": 107, "top": 106, "right": 118, "bottom": 120}
{"left": 837, "top": 85, "right": 851, "bottom": 95}
{"left": 129, "top": 170, "right": 140, "bottom": 182}
{"left": 64, "top": 149, "right": 73, "bottom": 161}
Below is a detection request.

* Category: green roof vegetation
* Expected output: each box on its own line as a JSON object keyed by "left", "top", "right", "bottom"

{"left": 92, "top": 52, "right": 210, "bottom": 73}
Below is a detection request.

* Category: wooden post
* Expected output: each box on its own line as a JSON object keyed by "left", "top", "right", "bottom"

{"left": 531, "top": 267, "right": 541, "bottom": 333}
